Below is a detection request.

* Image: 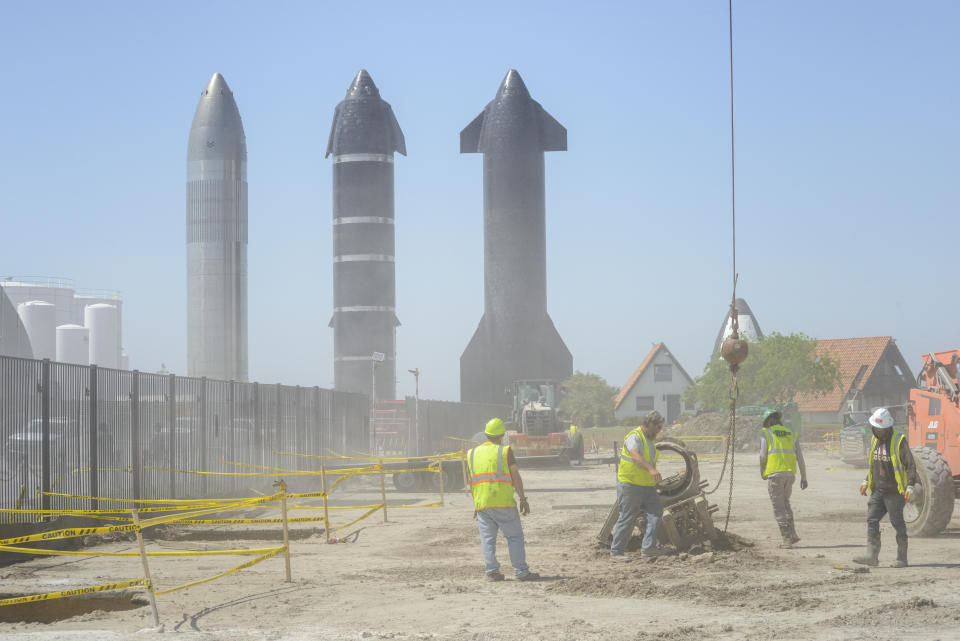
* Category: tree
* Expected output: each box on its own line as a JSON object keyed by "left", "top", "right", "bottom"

{"left": 560, "top": 371, "right": 619, "bottom": 428}
{"left": 684, "top": 333, "right": 843, "bottom": 411}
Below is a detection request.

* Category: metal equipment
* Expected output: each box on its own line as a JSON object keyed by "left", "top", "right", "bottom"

{"left": 597, "top": 438, "right": 720, "bottom": 550}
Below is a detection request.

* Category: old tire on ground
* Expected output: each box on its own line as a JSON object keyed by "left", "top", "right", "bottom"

{"left": 904, "top": 447, "right": 955, "bottom": 537}
{"left": 392, "top": 471, "right": 421, "bottom": 492}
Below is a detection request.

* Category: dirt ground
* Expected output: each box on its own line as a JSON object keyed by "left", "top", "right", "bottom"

{"left": 1, "top": 449, "right": 959, "bottom": 641}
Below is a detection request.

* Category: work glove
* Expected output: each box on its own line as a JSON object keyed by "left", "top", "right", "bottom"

{"left": 904, "top": 486, "right": 916, "bottom": 503}
{"left": 859, "top": 481, "right": 868, "bottom": 496}
{"left": 518, "top": 496, "right": 530, "bottom": 516}
{"left": 800, "top": 479, "right": 808, "bottom": 490}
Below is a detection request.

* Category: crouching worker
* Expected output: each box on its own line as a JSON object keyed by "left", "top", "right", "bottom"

{"left": 854, "top": 408, "right": 917, "bottom": 568}
{"left": 610, "top": 410, "right": 671, "bottom": 561}
{"left": 467, "top": 418, "right": 540, "bottom": 582}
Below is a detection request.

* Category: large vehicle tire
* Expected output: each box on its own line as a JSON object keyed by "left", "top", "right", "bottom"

{"left": 904, "top": 447, "right": 955, "bottom": 537}
{"left": 422, "top": 464, "right": 461, "bottom": 492}
{"left": 392, "top": 471, "right": 421, "bottom": 492}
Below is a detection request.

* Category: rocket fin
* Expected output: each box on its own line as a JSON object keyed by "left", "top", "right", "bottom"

{"left": 460, "top": 112, "right": 485, "bottom": 153}
{"left": 386, "top": 105, "right": 407, "bottom": 156}
{"left": 328, "top": 314, "right": 335, "bottom": 328}
{"left": 460, "top": 315, "right": 493, "bottom": 403}
{"left": 537, "top": 105, "right": 567, "bottom": 152}
{"left": 324, "top": 104, "right": 342, "bottom": 158}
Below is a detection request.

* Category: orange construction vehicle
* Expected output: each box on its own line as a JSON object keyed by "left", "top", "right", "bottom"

{"left": 505, "top": 380, "right": 583, "bottom": 461}
{"left": 905, "top": 350, "right": 960, "bottom": 535}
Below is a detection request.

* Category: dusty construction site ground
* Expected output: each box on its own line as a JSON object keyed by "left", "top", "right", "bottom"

{"left": 1, "top": 450, "right": 959, "bottom": 641}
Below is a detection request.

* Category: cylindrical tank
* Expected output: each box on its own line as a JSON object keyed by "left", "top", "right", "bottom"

{"left": 0, "top": 279, "right": 77, "bottom": 328}
{"left": 120, "top": 350, "right": 130, "bottom": 370}
{"left": 84, "top": 304, "right": 119, "bottom": 369}
{"left": 56, "top": 324, "right": 90, "bottom": 365}
{"left": 17, "top": 301, "right": 56, "bottom": 360}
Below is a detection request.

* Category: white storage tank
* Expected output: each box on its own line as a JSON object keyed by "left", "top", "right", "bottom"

{"left": 1, "top": 278, "right": 77, "bottom": 328}
{"left": 120, "top": 350, "right": 130, "bottom": 370}
{"left": 17, "top": 301, "right": 56, "bottom": 360}
{"left": 56, "top": 324, "right": 90, "bottom": 365}
{"left": 84, "top": 303, "right": 119, "bottom": 369}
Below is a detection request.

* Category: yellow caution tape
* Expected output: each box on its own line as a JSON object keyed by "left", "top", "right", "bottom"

{"left": 288, "top": 504, "right": 382, "bottom": 510}
{"left": 170, "top": 516, "right": 325, "bottom": 525}
{"left": 0, "top": 503, "right": 236, "bottom": 516}
{"left": 0, "top": 578, "right": 151, "bottom": 607}
{"left": 0, "top": 544, "right": 285, "bottom": 557}
{"left": 38, "top": 491, "right": 245, "bottom": 505}
{"left": 142, "top": 465, "right": 321, "bottom": 477}
{"left": 0, "top": 523, "right": 138, "bottom": 547}
{"left": 328, "top": 505, "right": 382, "bottom": 531}
{"left": 391, "top": 501, "right": 444, "bottom": 509}
{"left": 154, "top": 546, "right": 285, "bottom": 596}
{"left": 274, "top": 448, "right": 461, "bottom": 462}
{"left": 137, "top": 492, "right": 283, "bottom": 528}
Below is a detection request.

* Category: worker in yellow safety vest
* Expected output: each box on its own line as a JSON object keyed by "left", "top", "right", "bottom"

{"left": 760, "top": 410, "right": 808, "bottom": 548}
{"left": 609, "top": 410, "right": 671, "bottom": 561}
{"left": 853, "top": 407, "right": 917, "bottom": 568}
{"left": 466, "top": 418, "right": 540, "bottom": 582}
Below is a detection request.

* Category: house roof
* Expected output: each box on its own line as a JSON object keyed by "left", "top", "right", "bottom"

{"left": 794, "top": 336, "right": 894, "bottom": 413}
{"left": 614, "top": 343, "right": 694, "bottom": 410}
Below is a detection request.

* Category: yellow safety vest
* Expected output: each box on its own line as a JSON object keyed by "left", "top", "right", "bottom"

{"left": 467, "top": 442, "right": 516, "bottom": 510}
{"left": 762, "top": 424, "right": 798, "bottom": 476}
{"left": 617, "top": 428, "right": 659, "bottom": 486}
{"left": 866, "top": 434, "right": 908, "bottom": 494}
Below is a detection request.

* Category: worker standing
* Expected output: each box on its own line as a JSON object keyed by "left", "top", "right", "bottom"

{"left": 610, "top": 410, "right": 670, "bottom": 561}
{"left": 760, "top": 410, "right": 808, "bottom": 548}
{"left": 466, "top": 418, "right": 540, "bottom": 582}
{"left": 853, "top": 407, "right": 917, "bottom": 568}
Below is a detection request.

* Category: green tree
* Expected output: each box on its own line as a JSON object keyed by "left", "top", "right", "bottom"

{"left": 560, "top": 371, "right": 618, "bottom": 428}
{"left": 684, "top": 333, "right": 843, "bottom": 411}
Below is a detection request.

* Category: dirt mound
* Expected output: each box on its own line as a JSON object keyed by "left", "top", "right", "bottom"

{"left": 664, "top": 412, "right": 762, "bottom": 451}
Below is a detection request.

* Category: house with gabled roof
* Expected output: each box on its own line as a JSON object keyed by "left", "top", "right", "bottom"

{"left": 614, "top": 343, "right": 695, "bottom": 424}
{"left": 794, "top": 336, "right": 915, "bottom": 425}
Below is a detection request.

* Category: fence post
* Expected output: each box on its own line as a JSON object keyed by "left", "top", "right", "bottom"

{"left": 131, "top": 370, "right": 141, "bottom": 502}
{"left": 253, "top": 382, "right": 262, "bottom": 465}
{"left": 88, "top": 364, "right": 99, "bottom": 511}
{"left": 461, "top": 449, "right": 471, "bottom": 497}
{"left": 273, "top": 480, "right": 292, "bottom": 582}
{"left": 436, "top": 458, "right": 444, "bottom": 507}
{"left": 168, "top": 374, "right": 176, "bottom": 500}
{"left": 379, "top": 458, "right": 387, "bottom": 523}
{"left": 321, "top": 463, "right": 331, "bottom": 542}
{"left": 131, "top": 509, "right": 161, "bottom": 627}
{"left": 229, "top": 380, "right": 236, "bottom": 493}
{"left": 40, "top": 359, "right": 51, "bottom": 516}
{"left": 200, "top": 377, "right": 208, "bottom": 495}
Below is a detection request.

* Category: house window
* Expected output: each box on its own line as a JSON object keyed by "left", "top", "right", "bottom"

{"left": 636, "top": 396, "right": 655, "bottom": 412}
{"left": 654, "top": 364, "right": 672, "bottom": 382}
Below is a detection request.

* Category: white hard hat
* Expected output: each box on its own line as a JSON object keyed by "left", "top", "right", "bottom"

{"left": 868, "top": 408, "right": 894, "bottom": 429}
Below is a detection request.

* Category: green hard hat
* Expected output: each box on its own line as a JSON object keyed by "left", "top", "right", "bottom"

{"left": 485, "top": 418, "right": 506, "bottom": 436}
{"left": 762, "top": 410, "right": 782, "bottom": 427}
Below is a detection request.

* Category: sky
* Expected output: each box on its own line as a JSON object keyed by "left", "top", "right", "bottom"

{"left": 1, "top": 1, "right": 957, "bottom": 402}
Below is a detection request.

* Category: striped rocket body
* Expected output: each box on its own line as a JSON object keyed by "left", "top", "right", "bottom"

{"left": 326, "top": 70, "right": 405, "bottom": 401}
{"left": 186, "top": 72, "right": 248, "bottom": 381}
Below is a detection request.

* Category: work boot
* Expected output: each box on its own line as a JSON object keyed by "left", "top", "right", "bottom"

{"left": 640, "top": 546, "right": 673, "bottom": 558}
{"left": 788, "top": 521, "right": 801, "bottom": 545}
{"left": 853, "top": 533, "right": 881, "bottom": 567}
{"left": 778, "top": 523, "right": 794, "bottom": 549}
{"left": 516, "top": 572, "right": 541, "bottom": 581}
{"left": 891, "top": 535, "right": 908, "bottom": 568}
{"left": 486, "top": 571, "right": 505, "bottom": 582}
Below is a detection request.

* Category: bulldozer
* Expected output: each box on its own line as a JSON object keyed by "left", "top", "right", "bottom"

{"left": 598, "top": 438, "right": 720, "bottom": 550}
{"left": 904, "top": 351, "right": 960, "bottom": 535}
{"left": 505, "top": 379, "right": 583, "bottom": 461}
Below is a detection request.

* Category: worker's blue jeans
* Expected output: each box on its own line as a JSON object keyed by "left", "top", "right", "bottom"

{"left": 477, "top": 507, "right": 530, "bottom": 577}
{"left": 611, "top": 482, "right": 662, "bottom": 555}
{"left": 867, "top": 490, "right": 907, "bottom": 539}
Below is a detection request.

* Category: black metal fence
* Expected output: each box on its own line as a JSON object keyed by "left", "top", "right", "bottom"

{"left": 0, "top": 355, "right": 369, "bottom": 522}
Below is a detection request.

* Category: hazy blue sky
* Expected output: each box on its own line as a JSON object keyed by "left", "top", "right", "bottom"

{"left": 1, "top": 2, "right": 957, "bottom": 401}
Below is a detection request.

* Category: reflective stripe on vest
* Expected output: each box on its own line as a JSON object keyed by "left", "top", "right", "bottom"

{"left": 468, "top": 442, "right": 516, "bottom": 510}
{"left": 617, "top": 428, "right": 660, "bottom": 487}
{"left": 866, "top": 434, "right": 908, "bottom": 494}
{"left": 763, "top": 425, "right": 798, "bottom": 476}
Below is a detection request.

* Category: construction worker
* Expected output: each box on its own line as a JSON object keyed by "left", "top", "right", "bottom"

{"left": 610, "top": 410, "right": 670, "bottom": 561}
{"left": 466, "top": 418, "right": 540, "bottom": 582}
{"left": 853, "top": 407, "right": 917, "bottom": 568}
{"left": 760, "top": 409, "right": 808, "bottom": 548}
{"left": 568, "top": 424, "right": 584, "bottom": 465}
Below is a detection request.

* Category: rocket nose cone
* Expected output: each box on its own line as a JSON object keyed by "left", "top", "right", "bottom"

{"left": 346, "top": 69, "right": 380, "bottom": 99}
{"left": 497, "top": 69, "right": 530, "bottom": 98}
{"left": 203, "top": 72, "right": 232, "bottom": 97}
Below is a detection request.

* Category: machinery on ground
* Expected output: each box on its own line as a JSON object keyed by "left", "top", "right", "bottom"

{"left": 904, "top": 351, "right": 960, "bottom": 536}
{"left": 839, "top": 404, "right": 909, "bottom": 467}
{"left": 506, "top": 379, "right": 583, "bottom": 461}
{"left": 597, "top": 438, "right": 720, "bottom": 550}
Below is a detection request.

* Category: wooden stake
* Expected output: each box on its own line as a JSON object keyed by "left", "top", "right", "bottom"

{"left": 379, "top": 458, "right": 388, "bottom": 522}
{"left": 131, "top": 509, "right": 160, "bottom": 628}
{"left": 437, "top": 458, "right": 444, "bottom": 506}
{"left": 278, "top": 480, "right": 292, "bottom": 582}
{"left": 461, "top": 448, "right": 471, "bottom": 497}
{"left": 321, "top": 463, "right": 332, "bottom": 542}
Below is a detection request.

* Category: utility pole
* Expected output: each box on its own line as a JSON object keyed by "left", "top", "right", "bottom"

{"left": 408, "top": 368, "right": 420, "bottom": 456}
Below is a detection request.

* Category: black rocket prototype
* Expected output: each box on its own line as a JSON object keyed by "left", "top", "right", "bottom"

{"left": 326, "top": 70, "right": 406, "bottom": 401}
{"left": 459, "top": 69, "right": 573, "bottom": 404}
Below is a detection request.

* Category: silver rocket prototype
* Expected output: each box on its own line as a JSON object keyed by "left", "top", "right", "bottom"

{"left": 326, "top": 70, "right": 405, "bottom": 401}
{"left": 460, "top": 70, "right": 572, "bottom": 404}
{"left": 186, "top": 72, "right": 248, "bottom": 382}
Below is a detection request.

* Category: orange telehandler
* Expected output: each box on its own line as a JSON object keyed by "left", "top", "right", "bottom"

{"left": 905, "top": 350, "right": 960, "bottom": 535}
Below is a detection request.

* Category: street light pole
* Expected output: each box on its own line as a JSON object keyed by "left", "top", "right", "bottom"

{"left": 408, "top": 368, "right": 419, "bottom": 456}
